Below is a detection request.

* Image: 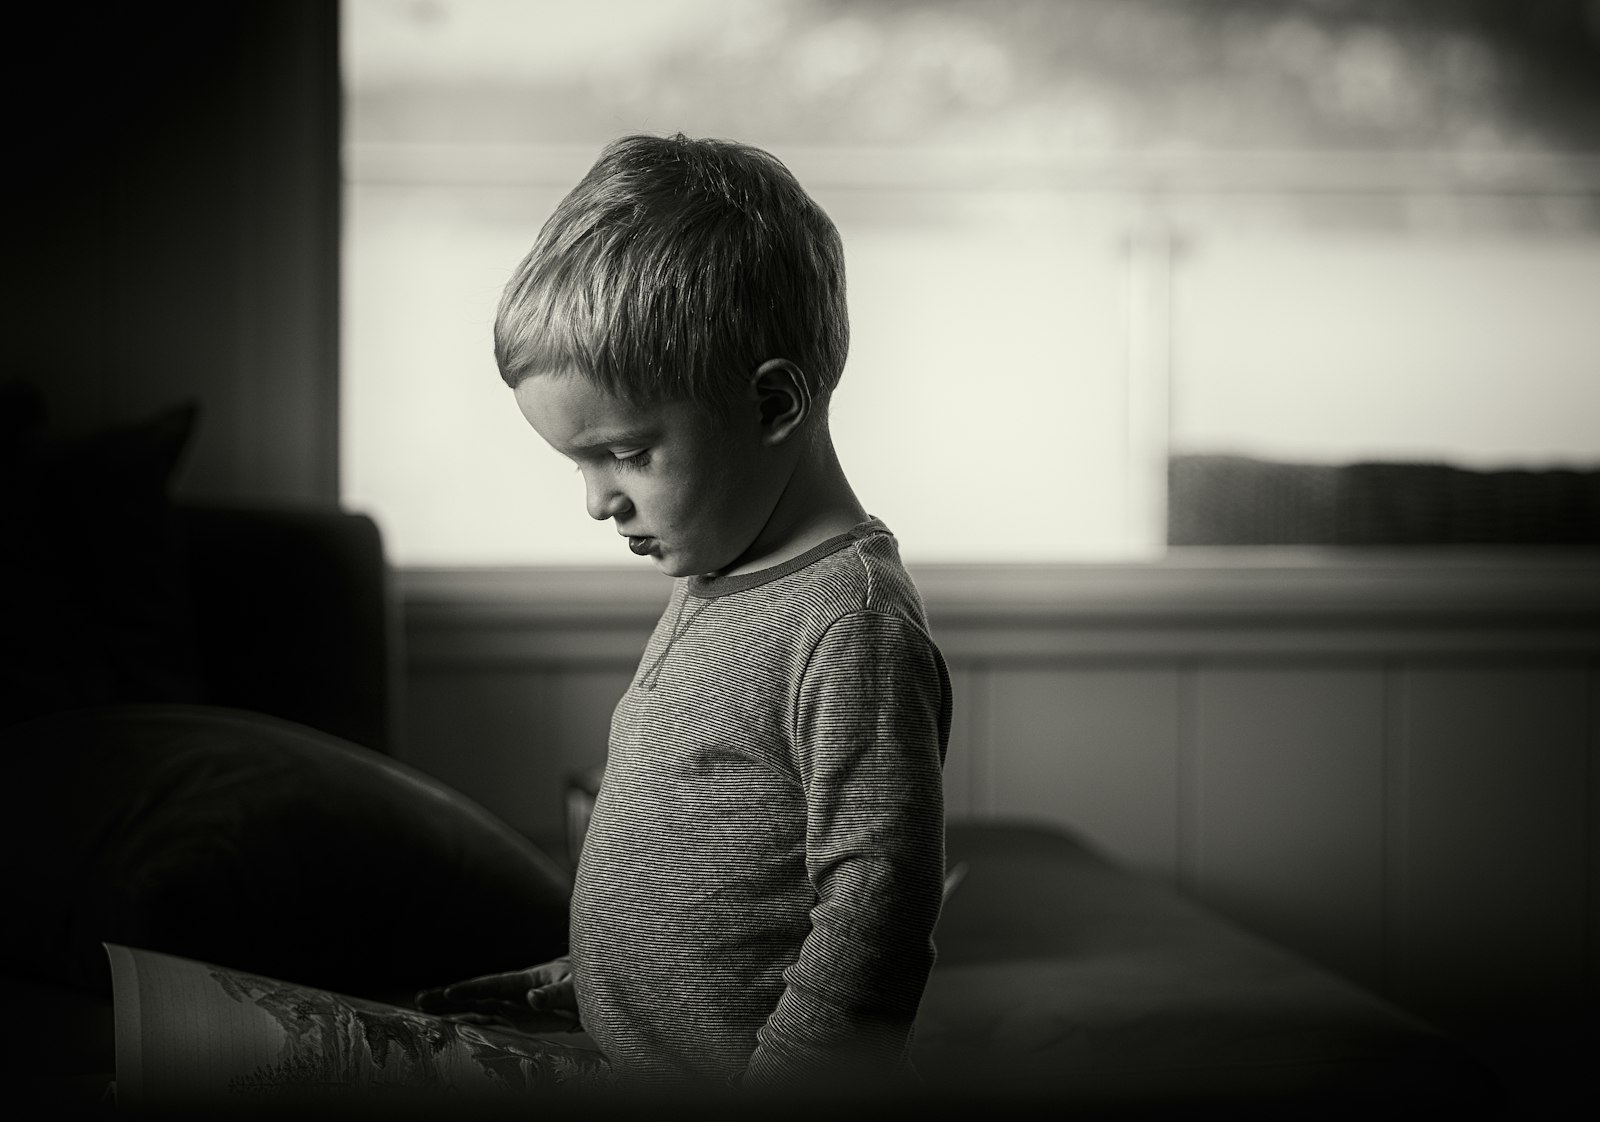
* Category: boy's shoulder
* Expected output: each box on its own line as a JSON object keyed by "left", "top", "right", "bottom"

{"left": 808, "top": 523, "right": 923, "bottom": 619}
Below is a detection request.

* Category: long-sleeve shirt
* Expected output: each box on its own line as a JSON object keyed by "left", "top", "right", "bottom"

{"left": 569, "top": 518, "right": 951, "bottom": 1088}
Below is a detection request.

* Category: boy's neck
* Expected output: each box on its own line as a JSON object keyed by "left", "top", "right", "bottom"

{"left": 717, "top": 431, "right": 868, "bottom": 579}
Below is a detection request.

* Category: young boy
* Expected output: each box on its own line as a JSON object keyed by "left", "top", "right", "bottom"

{"left": 420, "top": 134, "right": 951, "bottom": 1095}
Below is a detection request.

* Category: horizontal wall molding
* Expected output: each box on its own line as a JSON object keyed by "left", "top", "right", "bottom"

{"left": 401, "top": 550, "right": 1600, "bottom": 667}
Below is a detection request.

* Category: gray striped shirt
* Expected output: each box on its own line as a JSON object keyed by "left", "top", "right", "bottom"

{"left": 570, "top": 518, "right": 951, "bottom": 1088}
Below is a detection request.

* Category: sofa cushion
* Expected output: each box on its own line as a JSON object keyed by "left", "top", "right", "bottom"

{"left": 0, "top": 705, "right": 570, "bottom": 1002}
{"left": 917, "top": 822, "right": 1496, "bottom": 1114}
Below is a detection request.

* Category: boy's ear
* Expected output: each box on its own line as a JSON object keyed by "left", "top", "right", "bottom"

{"left": 750, "top": 359, "right": 810, "bottom": 444}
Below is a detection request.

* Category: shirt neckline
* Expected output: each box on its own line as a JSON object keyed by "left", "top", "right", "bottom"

{"left": 686, "top": 517, "right": 889, "bottom": 598}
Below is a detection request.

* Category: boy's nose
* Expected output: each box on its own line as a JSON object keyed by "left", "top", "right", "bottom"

{"left": 585, "top": 477, "right": 632, "bottom": 521}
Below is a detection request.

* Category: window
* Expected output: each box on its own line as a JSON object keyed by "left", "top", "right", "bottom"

{"left": 343, "top": 0, "right": 1600, "bottom": 566}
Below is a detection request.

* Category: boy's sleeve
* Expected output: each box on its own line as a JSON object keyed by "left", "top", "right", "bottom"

{"left": 742, "top": 609, "right": 951, "bottom": 1086}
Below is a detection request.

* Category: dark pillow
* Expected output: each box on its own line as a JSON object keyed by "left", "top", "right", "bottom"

{"left": 0, "top": 385, "right": 202, "bottom": 727}
{"left": 0, "top": 705, "right": 571, "bottom": 1001}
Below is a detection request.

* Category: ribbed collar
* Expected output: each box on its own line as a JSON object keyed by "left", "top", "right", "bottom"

{"left": 686, "top": 518, "right": 890, "bottom": 599}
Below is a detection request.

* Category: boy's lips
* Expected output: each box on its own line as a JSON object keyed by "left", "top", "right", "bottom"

{"left": 625, "top": 535, "right": 655, "bottom": 556}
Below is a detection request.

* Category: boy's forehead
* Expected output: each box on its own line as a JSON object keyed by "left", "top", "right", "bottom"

{"left": 515, "top": 371, "right": 662, "bottom": 449}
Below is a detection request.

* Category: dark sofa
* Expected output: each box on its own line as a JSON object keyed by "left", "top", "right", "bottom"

{"left": 0, "top": 499, "right": 576, "bottom": 1114}
{"left": 0, "top": 476, "right": 1496, "bottom": 1117}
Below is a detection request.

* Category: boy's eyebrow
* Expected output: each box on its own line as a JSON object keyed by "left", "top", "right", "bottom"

{"left": 563, "top": 427, "right": 655, "bottom": 453}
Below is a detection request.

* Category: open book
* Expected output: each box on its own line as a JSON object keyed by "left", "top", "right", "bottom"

{"left": 105, "top": 943, "right": 613, "bottom": 1112}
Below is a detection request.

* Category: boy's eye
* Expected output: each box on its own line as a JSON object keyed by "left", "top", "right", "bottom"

{"left": 612, "top": 449, "right": 651, "bottom": 469}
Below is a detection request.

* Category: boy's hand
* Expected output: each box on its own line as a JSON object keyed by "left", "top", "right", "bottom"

{"left": 414, "top": 958, "right": 580, "bottom": 1032}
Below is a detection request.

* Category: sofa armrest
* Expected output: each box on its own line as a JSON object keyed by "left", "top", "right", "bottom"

{"left": 178, "top": 504, "right": 396, "bottom": 753}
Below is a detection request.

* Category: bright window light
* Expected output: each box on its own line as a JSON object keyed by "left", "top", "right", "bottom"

{"left": 342, "top": 0, "right": 1600, "bottom": 566}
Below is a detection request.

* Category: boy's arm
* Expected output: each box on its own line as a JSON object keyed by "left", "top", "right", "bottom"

{"left": 742, "top": 610, "right": 950, "bottom": 1086}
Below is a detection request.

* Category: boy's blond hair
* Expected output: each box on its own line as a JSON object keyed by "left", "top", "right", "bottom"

{"left": 494, "top": 134, "right": 849, "bottom": 417}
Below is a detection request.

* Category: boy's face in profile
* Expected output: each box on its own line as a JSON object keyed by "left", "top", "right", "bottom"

{"left": 514, "top": 371, "right": 780, "bottom": 578}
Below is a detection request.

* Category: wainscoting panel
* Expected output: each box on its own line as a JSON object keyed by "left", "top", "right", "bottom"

{"left": 1189, "top": 665, "right": 1387, "bottom": 993}
{"left": 984, "top": 666, "right": 1183, "bottom": 883}
{"left": 406, "top": 667, "right": 564, "bottom": 839}
{"left": 406, "top": 666, "right": 629, "bottom": 846}
{"left": 1391, "top": 664, "right": 1591, "bottom": 1021}
{"left": 551, "top": 667, "right": 633, "bottom": 782}
{"left": 942, "top": 667, "right": 981, "bottom": 820}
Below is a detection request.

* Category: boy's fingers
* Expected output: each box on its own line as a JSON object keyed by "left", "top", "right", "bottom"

{"left": 435, "top": 970, "right": 538, "bottom": 1005}
{"left": 525, "top": 978, "right": 576, "bottom": 1011}
{"left": 524, "top": 961, "right": 571, "bottom": 988}
{"left": 469, "top": 969, "right": 542, "bottom": 994}
{"left": 416, "top": 986, "right": 490, "bottom": 1012}
{"left": 415, "top": 962, "right": 571, "bottom": 1012}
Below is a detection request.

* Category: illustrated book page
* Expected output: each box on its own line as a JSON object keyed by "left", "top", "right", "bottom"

{"left": 105, "top": 943, "right": 611, "bottom": 1111}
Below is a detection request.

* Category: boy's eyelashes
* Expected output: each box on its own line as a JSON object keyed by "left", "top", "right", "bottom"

{"left": 573, "top": 449, "right": 652, "bottom": 472}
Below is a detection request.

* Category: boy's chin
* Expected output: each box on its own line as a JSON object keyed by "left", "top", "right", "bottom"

{"left": 652, "top": 549, "right": 728, "bottom": 580}
{"left": 645, "top": 538, "right": 753, "bottom": 579}
{"left": 648, "top": 551, "right": 694, "bottom": 578}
